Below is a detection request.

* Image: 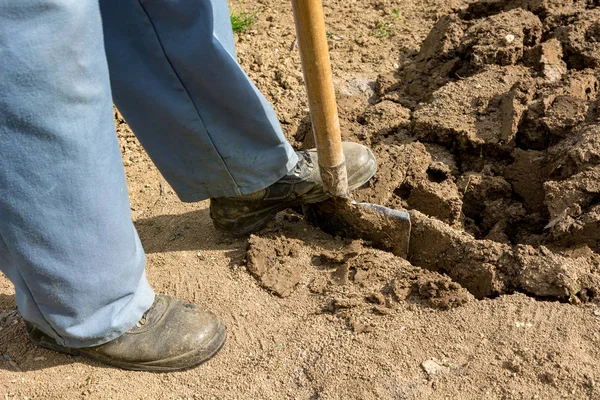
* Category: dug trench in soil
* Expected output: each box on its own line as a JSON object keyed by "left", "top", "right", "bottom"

{"left": 245, "top": 0, "right": 600, "bottom": 306}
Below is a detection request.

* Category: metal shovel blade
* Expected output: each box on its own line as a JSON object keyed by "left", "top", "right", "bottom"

{"left": 302, "top": 198, "right": 411, "bottom": 259}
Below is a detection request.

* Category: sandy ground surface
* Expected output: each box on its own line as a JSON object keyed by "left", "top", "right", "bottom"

{"left": 3, "top": 0, "right": 600, "bottom": 398}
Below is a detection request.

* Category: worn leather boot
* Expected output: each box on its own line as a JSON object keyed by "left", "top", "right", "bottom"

{"left": 210, "top": 142, "right": 376, "bottom": 235}
{"left": 25, "top": 295, "right": 226, "bottom": 371}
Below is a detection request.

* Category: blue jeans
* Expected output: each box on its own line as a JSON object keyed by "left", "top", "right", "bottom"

{"left": 0, "top": 0, "right": 297, "bottom": 347}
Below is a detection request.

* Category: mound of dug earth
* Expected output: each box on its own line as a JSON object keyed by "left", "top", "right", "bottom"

{"left": 243, "top": 0, "right": 600, "bottom": 308}
{"left": 245, "top": 215, "right": 474, "bottom": 331}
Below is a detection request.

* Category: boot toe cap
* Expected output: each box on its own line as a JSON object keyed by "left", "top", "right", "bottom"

{"left": 341, "top": 142, "right": 377, "bottom": 189}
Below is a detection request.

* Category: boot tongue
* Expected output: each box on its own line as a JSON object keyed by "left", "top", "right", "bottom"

{"left": 128, "top": 295, "right": 169, "bottom": 333}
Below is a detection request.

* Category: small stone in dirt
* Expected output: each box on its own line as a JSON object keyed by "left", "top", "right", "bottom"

{"left": 514, "top": 321, "right": 533, "bottom": 328}
{"left": 309, "top": 276, "right": 329, "bottom": 294}
{"left": 349, "top": 318, "right": 374, "bottom": 334}
{"left": 353, "top": 269, "right": 370, "bottom": 284}
{"left": 372, "top": 305, "right": 392, "bottom": 315}
{"left": 421, "top": 359, "right": 450, "bottom": 376}
{"left": 341, "top": 77, "right": 375, "bottom": 97}
{"left": 366, "top": 292, "right": 386, "bottom": 305}
{"left": 325, "top": 298, "right": 361, "bottom": 313}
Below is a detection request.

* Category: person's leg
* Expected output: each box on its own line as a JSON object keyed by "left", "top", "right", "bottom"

{"left": 99, "top": 0, "right": 377, "bottom": 235}
{"left": 0, "top": 1, "right": 225, "bottom": 370}
{"left": 100, "top": 0, "right": 298, "bottom": 202}
{"left": 0, "top": 0, "right": 154, "bottom": 348}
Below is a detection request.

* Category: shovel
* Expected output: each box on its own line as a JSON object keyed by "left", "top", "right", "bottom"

{"left": 291, "top": 0, "right": 412, "bottom": 258}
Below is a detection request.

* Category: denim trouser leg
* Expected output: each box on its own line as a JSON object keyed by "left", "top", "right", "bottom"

{"left": 0, "top": 0, "right": 295, "bottom": 347}
{"left": 0, "top": 1, "right": 155, "bottom": 347}
{"left": 100, "top": 0, "right": 299, "bottom": 201}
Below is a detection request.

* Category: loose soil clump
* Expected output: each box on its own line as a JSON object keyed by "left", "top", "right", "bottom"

{"left": 246, "top": 215, "right": 474, "bottom": 321}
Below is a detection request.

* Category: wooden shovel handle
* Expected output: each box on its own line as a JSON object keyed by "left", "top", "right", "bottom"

{"left": 291, "top": 0, "right": 349, "bottom": 197}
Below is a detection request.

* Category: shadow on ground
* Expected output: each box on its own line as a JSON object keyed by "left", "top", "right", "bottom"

{"left": 134, "top": 208, "right": 249, "bottom": 254}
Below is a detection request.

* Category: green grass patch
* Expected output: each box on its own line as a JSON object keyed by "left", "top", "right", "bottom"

{"left": 230, "top": 10, "right": 256, "bottom": 34}
{"left": 390, "top": 8, "right": 404, "bottom": 22}
{"left": 373, "top": 8, "right": 404, "bottom": 38}
{"left": 374, "top": 22, "right": 393, "bottom": 38}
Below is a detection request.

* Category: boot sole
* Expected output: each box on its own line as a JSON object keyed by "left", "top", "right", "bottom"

{"left": 211, "top": 157, "right": 376, "bottom": 236}
{"left": 27, "top": 321, "right": 227, "bottom": 372}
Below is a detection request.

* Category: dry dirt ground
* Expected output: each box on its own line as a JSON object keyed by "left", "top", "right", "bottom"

{"left": 3, "top": 0, "right": 600, "bottom": 399}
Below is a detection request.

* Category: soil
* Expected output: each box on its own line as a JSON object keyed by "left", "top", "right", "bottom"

{"left": 2, "top": 0, "right": 600, "bottom": 399}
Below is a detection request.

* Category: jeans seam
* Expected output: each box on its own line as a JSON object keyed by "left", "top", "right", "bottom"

{"left": 136, "top": 0, "right": 240, "bottom": 191}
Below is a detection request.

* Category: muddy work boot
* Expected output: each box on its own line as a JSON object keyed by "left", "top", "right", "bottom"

{"left": 25, "top": 295, "right": 226, "bottom": 371}
{"left": 210, "top": 142, "right": 376, "bottom": 235}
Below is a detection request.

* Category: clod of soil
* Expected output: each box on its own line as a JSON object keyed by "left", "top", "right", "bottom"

{"left": 247, "top": 235, "right": 304, "bottom": 297}
{"left": 555, "top": 9, "right": 600, "bottom": 70}
{"left": 524, "top": 38, "right": 567, "bottom": 82}
{"left": 246, "top": 216, "right": 474, "bottom": 312}
{"left": 457, "top": 9, "right": 542, "bottom": 74}
{"left": 412, "top": 66, "right": 533, "bottom": 150}
{"left": 408, "top": 211, "right": 600, "bottom": 300}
